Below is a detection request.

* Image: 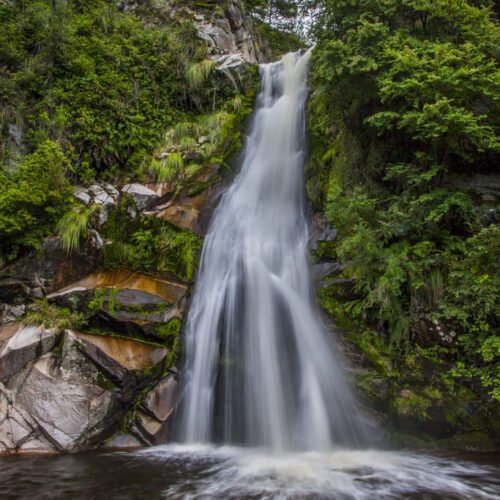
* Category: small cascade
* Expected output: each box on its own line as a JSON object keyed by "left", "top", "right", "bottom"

{"left": 179, "top": 50, "right": 369, "bottom": 451}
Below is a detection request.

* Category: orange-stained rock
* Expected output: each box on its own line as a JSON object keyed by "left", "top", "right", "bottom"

{"left": 155, "top": 190, "right": 212, "bottom": 233}
{"left": 156, "top": 205, "right": 200, "bottom": 233}
{"left": 74, "top": 331, "right": 167, "bottom": 371}
{"left": 143, "top": 181, "right": 176, "bottom": 197}
{"left": 51, "top": 269, "right": 187, "bottom": 304}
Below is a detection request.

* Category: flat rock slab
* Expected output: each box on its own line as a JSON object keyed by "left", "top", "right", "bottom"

{"left": 0, "top": 324, "right": 59, "bottom": 383}
{"left": 74, "top": 332, "right": 168, "bottom": 372}
{"left": 49, "top": 269, "right": 187, "bottom": 305}
{"left": 135, "top": 412, "right": 168, "bottom": 445}
{"left": 103, "top": 432, "right": 142, "bottom": 449}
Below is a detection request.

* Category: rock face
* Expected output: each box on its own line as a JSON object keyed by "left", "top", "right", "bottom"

{"left": 47, "top": 269, "right": 188, "bottom": 340}
{"left": 0, "top": 0, "right": 266, "bottom": 456}
{"left": 0, "top": 328, "right": 171, "bottom": 454}
{"left": 193, "top": 0, "right": 264, "bottom": 65}
{"left": 144, "top": 162, "right": 224, "bottom": 236}
{"left": 0, "top": 324, "right": 60, "bottom": 383}
{"left": 0, "top": 236, "right": 102, "bottom": 307}
{"left": 121, "top": 183, "right": 159, "bottom": 211}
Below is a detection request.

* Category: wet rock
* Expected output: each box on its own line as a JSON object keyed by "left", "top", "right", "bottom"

{"left": 134, "top": 412, "right": 169, "bottom": 445}
{"left": 103, "top": 432, "right": 142, "bottom": 449}
{"left": 311, "top": 262, "right": 342, "bottom": 282}
{"left": 121, "top": 183, "right": 158, "bottom": 211}
{"left": 0, "top": 324, "right": 60, "bottom": 383}
{"left": 308, "top": 213, "right": 337, "bottom": 252}
{"left": 73, "top": 331, "right": 168, "bottom": 381}
{"left": 141, "top": 374, "right": 179, "bottom": 422}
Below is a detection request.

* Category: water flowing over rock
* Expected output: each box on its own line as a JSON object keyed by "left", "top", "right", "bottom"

{"left": 179, "top": 50, "right": 371, "bottom": 451}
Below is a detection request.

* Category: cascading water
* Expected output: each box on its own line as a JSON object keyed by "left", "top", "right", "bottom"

{"left": 179, "top": 49, "right": 370, "bottom": 451}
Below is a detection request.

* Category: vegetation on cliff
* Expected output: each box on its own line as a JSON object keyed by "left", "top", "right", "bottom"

{"left": 0, "top": 0, "right": 259, "bottom": 264}
{"left": 307, "top": 0, "right": 500, "bottom": 432}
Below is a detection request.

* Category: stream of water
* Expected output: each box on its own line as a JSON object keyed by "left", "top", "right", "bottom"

{"left": 179, "top": 49, "right": 369, "bottom": 451}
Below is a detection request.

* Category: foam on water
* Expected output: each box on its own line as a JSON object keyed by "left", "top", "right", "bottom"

{"left": 136, "top": 444, "right": 500, "bottom": 499}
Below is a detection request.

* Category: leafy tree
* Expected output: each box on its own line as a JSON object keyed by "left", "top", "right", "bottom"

{"left": 0, "top": 141, "right": 73, "bottom": 261}
{"left": 308, "top": 0, "right": 499, "bottom": 397}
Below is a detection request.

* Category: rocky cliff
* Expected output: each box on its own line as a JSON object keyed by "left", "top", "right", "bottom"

{"left": 0, "top": 0, "right": 263, "bottom": 454}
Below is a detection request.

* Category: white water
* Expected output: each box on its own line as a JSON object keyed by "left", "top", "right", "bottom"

{"left": 179, "top": 50, "right": 370, "bottom": 450}
{"left": 136, "top": 444, "right": 500, "bottom": 499}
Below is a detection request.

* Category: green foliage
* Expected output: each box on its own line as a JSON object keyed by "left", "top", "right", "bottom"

{"left": 0, "top": 0, "right": 247, "bottom": 264}
{"left": 186, "top": 59, "right": 216, "bottom": 89}
{"left": 0, "top": 140, "right": 73, "bottom": 261}
{"left": 102, "top": 206, "right": 202, "bottom": 281}
{"left": 309, "top": 0, "right": 499, "bottom": 397}
{"left": 57, "top": 204, "right": 100, "bottom": 253}
{"left": 148, "top": 75, "right": 259, "bottom": 183}
{"left": 0, "top": 0, "right": 217, "bottom": 179}
{"left": 25, "top": 298, "right": 83, "bottom": 331}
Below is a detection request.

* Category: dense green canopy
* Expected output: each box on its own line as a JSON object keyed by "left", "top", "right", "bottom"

{"left": 308, "top": 0, "right": 499, "bottom": 398}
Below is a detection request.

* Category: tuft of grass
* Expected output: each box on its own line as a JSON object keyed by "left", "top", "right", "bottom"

{"left": 165, "top": 152, "right": 184, "bottom": 173}
{"left": 25, "top": 298, "right": 83, "bottom": 331}
{"left": 57, "top": 204, "right": 99, "bottom": 253}
{"left": 174, "top": 121, "right": 194, "bottom": 139}
{"left": 180, "top": 136, "right": 197, "bottom": 151}
{"left": 186, "top": 59, "right": 216, "bottom": 89}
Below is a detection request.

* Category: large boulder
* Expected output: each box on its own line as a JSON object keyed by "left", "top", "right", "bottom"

{"left": 121, "top": 183, "right": 159, "bottom": 211}
{"left": 0, "top": 329, "right": 171, "bottom": 454}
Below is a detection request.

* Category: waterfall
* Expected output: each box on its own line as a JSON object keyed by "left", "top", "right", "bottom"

{"left": 179, "top": 50, "right": 369, "bottom": 451}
